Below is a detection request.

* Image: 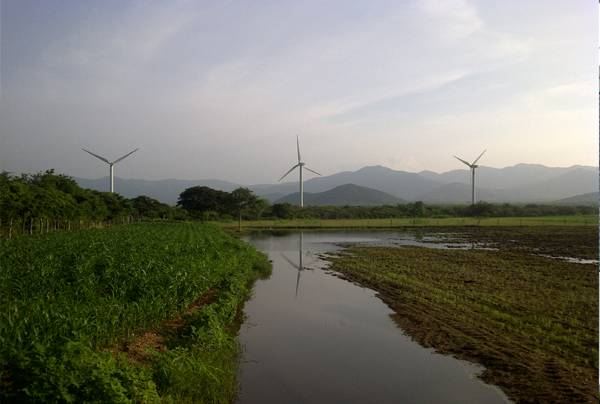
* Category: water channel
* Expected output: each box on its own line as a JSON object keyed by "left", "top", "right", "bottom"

{"left": 237, "top": 230, "right": 509, "bottom": 404}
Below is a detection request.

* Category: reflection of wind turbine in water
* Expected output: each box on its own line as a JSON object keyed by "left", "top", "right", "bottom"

{"left": 280, "top": 232, "right": 308, "bottom": 298}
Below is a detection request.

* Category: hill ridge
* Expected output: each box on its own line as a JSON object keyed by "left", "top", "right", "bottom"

{"left": 275, "top": 183, "right": 402, "bottom": 206}
{"left": 74, "top": 163, "right": 598, "bottom": 205}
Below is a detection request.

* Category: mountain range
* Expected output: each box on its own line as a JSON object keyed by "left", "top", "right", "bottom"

{"left": 74, "top": 163, "right": 598, "bottom": 205}
{"left": 275, "top": 184, "right": 402, "bottom": 206}
{"left": 554, "top": 192, "right": 599, "bottom": 206}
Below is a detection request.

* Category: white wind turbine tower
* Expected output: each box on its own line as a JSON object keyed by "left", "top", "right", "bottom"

{"left": 278, "top": 136, "right": 321, "bottom": 207}
{"left": 453, "top": 149, "right": 486, "bottom": 205}
{"left": 82, "top": 148, "right": 139, "bottom": 193}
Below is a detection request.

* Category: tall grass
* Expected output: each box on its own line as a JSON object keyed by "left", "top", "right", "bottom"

{"left": 0, "top": 222, "right": 270, "bottom": 402}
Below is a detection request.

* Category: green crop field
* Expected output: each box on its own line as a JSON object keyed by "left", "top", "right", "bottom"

{"left": 219, "top": 215, "right": 597, "bottom": 230}
{"left": 0, "top": 222, "right": 270, "bottom": 403}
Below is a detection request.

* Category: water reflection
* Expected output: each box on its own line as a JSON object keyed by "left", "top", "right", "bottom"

{"left": 280, "top": 232, "right": 317, "bottom": 298}
{"left": 237, "top": 231, "right": 509, "bottom": 404}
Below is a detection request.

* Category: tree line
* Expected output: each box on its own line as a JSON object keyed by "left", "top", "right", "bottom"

{"left": 1, "top": 171, "right": 595, "bottom": 238}
{"left": 176, "top": 186, "right": 597, "bottom": 220}
{"left": 261, "top": 201, "right": 596, "bottom": 220}
{"left": 0, "top": 170, "right": 185, "bottom": 238}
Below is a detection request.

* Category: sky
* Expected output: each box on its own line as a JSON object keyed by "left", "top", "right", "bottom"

{"left": 0, "top": 0, "right": 597, "bottom": 184}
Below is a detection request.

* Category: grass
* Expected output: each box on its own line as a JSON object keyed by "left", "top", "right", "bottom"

{"left": 324, "top": 226, "right": 598, "bottom": 403}
{"left": 0, "top": 222, "right": 270, "bottom": 403}
{"left": 218, "top": 215, "right": 597, "bottom": 230}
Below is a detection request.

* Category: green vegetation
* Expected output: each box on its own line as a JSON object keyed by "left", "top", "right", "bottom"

{"left": 0, "top": 171, "right": 187, "bottom": 237}
{"left": 176, "top": 186, "right": 596, "bottom": 226}
{"left": 264, "top": 201, "right": 597, "bottom": 219}
{"left": 325, "top": 227, "right": 598, "bottom": 403}
{"left": 177, "top": 186, "right": 267, "bottom": 222}
{"left": 219, "top": 215, "right": 597, "bottom": 230}
{"left": 0, "top": 222, "right": 270, "bottom": 402}
{"left": 2, "top": 172, "right": 594, "bottom": 238}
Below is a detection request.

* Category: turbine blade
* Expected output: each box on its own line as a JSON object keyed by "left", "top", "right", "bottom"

{"left": 278, "top": 164, "right": 299, "bottom": 182}
{"left": 296, "top": 135, "right": 301, "bottom": 163}
{"left": 82, "top": 148, "right": 110, "bottom": 164}
{"left": 280, "top": 253, "right": 300, "bottom": 270}
{"left": 295, "top": 270, "right": 301, "bottom": 298}
{"left": 303, "top": 166, "right": 321, "bottom": 176}
{"left": 113, "top": 148, "right": 139, "bottom": 164}
{"left": 453, "top": 155, "right": 472, "bottom": 167}
{"left": 472, "top": 149, "right": 486, "bottom": 165}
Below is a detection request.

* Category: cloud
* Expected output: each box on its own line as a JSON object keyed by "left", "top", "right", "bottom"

{"left": 17, "top": 2, "right": 196, "bottom": 102}
{"left": 419, "top": 0, "right": 484, "bottom": 39}
{"left": 0, "top": 1, "right": 595, "bottom": 182}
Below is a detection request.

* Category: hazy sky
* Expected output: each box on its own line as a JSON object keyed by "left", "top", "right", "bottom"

{"left": 0, "top": 0, "right": 597, "bottom": 184}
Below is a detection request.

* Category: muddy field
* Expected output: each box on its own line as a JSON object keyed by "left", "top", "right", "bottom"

{"left": 325, "top": 226, "right": 598, "bottom": 403}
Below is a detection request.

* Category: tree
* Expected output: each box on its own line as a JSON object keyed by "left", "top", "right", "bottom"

{"left": 465, "top": 201, "right": 495, "bottom": 217}
{"left": 271, "top": 203, "right": 293, "bottom": 219}
{"left": 177, "top": 186, "right": 229, "bottom": 218}
{"left": 408, "top": 201, "right": 425, "bottom": 217}
{"left": 248, "top": 198, "right": 269, "bottom": 220}
{"left": 131, "top": 196, "right": 171, "bottom": 219}
{"left": 227, "top": 187, "right": 260, "bottom": 231}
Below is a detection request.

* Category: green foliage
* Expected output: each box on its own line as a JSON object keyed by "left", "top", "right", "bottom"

{"left": 407, "top": 201, "right": 425, "bottom": 217}
{"left": 177, "top": 186, "right": 229, "bottom": 217}
{"left": 154, "top": 270, "right": 251, "bottom": 403}
{"left": 7, "top": 342, "right": 159, "bottom": 403}
{"left": 0, "top": 171, "right": 187, "bottom": 237}
{"left": 177, "top": 186, "right": 266, "bottom": 220}
{"left": 130, "top": 196, "right": 173, "bottom": 219}
{"left": 0, "top": 222, "right": 270, "bottom": 402}
{"left": 271, "top": 203, "right": 293, "bottom": 219}
{"left": 260, "top": 201, "right": 597, "bottom": 220}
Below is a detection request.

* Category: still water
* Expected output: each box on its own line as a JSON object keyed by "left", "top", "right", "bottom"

{"left": 237, "top": 231, "right": 509, "bottom": 404}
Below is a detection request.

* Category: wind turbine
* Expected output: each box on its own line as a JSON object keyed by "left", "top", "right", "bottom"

{"left": 278, "top": 136, "right": 321, "bottom": 207}
{"left": 453, "top": 149, "right": 486, "bottom": 205}
{"left": 82, "top": 148, "right": 139, "bottom": 193}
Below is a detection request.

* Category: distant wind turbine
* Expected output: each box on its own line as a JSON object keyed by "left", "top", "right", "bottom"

{"left": 453, "top": 149, "right": 486, "bottom": 205}
{"left": 278, "top": 136, "right": 321, "bottom": 207}
{"left": 82, "top": 148, "right": 139, "bottom": 193}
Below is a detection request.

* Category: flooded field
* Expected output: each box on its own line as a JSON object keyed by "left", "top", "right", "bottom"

{"left": 237, "top": 231, "right": 509, "bottom": 403}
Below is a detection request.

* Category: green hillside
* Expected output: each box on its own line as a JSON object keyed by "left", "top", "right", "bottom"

{"left": 275, "top": 183, "right": 402, "bottom": 206}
